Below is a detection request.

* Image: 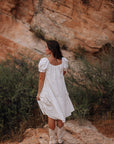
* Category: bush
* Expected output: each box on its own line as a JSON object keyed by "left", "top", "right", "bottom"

{"left": 67, "top": 43, "right": 114, "bottom": 120}
{"left": 0, "top": 55, "right": 45, "bottom": 141}
{"left": 73, "top": 45, "right": 86, "bottom": 59}
{"left": 30, "top": 26, "right": 45, "bottom": 40}
{"left": 81, "top": 0, "right": 89, "bottom": 5}
{"left": 58, "top": 40, "right": 68, "bottom": 50}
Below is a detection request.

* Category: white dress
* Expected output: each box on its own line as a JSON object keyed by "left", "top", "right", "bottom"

{"left": 37, "top": 57, "right": 75, "bottom": 123}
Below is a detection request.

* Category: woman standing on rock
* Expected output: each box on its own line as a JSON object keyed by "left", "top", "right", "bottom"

{"left": 36, "top": 40, "right": 74, "bottom": 144}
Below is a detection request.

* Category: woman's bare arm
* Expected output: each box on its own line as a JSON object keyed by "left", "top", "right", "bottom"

{"left": 36, "top": 72, "right": 45, "bottom": 100}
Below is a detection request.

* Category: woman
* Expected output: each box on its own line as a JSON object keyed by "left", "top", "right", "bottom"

{"left": 36, "top": 40, "right": 74, "bottom": 144}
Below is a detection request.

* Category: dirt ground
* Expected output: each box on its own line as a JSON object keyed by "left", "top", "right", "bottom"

{"left": 92, "top": 119, "right": 114, "bottom": 138}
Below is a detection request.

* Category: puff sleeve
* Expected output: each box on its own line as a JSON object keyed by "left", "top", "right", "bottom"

{"left": 38, "top": 57, "right": 48, "bottom": 72}
{"left": 63, "top": 57, "right": 68, "bottom": 71}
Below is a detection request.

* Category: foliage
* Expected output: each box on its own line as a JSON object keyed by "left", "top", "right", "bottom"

{"left": 58, "top": 40, "right": 68, "bottom": 50}
{"left": 0, "top": 55, "right": 45, "bottom": 141}
{"left": 30, "top": 26, "right": 45, "bottom": 40}
{"left": 67, "top": 43, "right": 114, "bottom": 120}
{"left": 52, "top": 0, "right": 60, "bottom": 2}
{"left": 81, "top": 0, "right": 89, "bottom": 5}
{"left": 73, "top": 45, "right": 86, "bottom": 59}
{"left": 38, "top": 0, "right": 44, "bottom": 13}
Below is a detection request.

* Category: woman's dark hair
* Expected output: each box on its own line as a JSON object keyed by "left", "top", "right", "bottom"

{"left": 46, "top": 40, "right": 63, "bottom": 59}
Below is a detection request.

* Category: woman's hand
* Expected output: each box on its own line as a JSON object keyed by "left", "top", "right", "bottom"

{"left": 63, "top": 71, "right": 66, "bottom": 75}
{"left": 36, "top": 94, "right": 40, "bottom": 101}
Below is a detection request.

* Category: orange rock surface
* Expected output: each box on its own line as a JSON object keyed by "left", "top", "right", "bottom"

{"left": 0, "top": 0, "right": 114, "bottom": 60}
{"left": 0, "top": 120, "right": 113, "bottom": 144}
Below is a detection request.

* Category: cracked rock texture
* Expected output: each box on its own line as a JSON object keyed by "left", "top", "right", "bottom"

{"left": 0, "top": 0, "right": 114, "bottom": 60}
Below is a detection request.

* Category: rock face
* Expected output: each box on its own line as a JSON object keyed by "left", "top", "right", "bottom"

{"left": 0, "top": 0, "right": 114, "bottom": 60}
{"left": 0, "top": 120, "right": 114, "bottom": 144}
{"left": 31, "top": 0, "right": 114, "bottom": 52}
{"left": 0, "top": 35, "right": 40, "bottom": 60}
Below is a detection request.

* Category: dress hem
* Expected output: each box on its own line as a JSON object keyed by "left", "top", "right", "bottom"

{"left": 40, "top": 108, "right": 75, "bottom": 123}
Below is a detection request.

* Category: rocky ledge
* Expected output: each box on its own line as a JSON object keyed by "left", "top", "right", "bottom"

{"left": 1, "top": 120, "right": 113, "bottom": 144}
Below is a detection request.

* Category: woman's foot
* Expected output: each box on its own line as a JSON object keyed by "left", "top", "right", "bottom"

{"left": 48, "top": 117, "right": 57, "bottom": 144}
{"left": 57, "top": 126, "right": 65, "bottom": 144}
{"left": 49, "top": 128, "right": 57, "bottom": 144}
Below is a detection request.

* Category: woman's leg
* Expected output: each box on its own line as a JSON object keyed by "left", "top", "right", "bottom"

{"left": 57, "top": 119, "right": 64, "bottom": 128}
{"left": 48, "top": 117, "right": 57, "bottom": 144}
{"left": 48, "top": 117, "right": 55, "bottom": 130}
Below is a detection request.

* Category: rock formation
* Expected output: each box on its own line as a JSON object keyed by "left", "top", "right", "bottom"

{"left": 0, "top": 0, "right": 114, "bottom": 60}
{"left": 0, "top": 120, "right": 114, "bottom": 144}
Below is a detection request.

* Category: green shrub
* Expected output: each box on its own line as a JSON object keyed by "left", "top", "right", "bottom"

{"left": 67, "top": 43, "right": 114, "bottom": 120}
{"left": 38, "top": 0, "right": 44, "bottom": 13}
{"left": 30, "top": 26, "right": 45, "bottom": 40}
{"left": 58, "top": 40, "right": 68, "bottom": 50}
{"left": 81, "top": 0, "right": 89, "bottom": 5}
{"left": 0, "top": 55, "right": 45, "bottom": 140}
{"left": 73, "top": 45, "right": 86, "bottom": 59}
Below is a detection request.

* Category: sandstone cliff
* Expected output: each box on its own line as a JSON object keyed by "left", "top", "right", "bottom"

{"left": 0, "top": 0, "right": 114, "bottom": 59}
